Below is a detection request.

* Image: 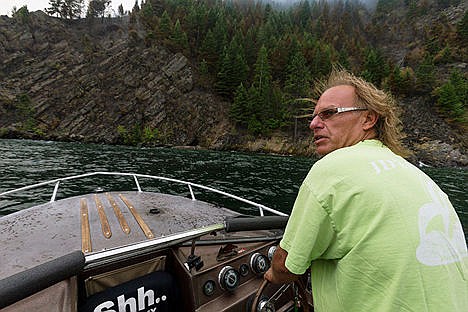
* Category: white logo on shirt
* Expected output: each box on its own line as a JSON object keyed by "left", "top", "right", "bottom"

{"left": 416, "top": 179, "right": 467, "bottom": 266}
{"left": 369, "top": 159, "right": 412, "bottom": 174}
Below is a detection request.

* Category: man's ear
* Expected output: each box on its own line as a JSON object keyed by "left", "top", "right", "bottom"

{"left": 362, "top": 110, "right": 378, "bottom": 131}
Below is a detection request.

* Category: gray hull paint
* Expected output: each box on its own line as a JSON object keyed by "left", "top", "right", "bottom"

{"left": 0, "top": 191, "right": 239, "bottom": 280}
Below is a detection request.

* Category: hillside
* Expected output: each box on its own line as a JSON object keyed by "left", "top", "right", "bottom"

{"left": 0, "top": 12, "right": 233, "bottom": 147}
{"left": 0, "top": 0, "right": 466, "bottom": 167}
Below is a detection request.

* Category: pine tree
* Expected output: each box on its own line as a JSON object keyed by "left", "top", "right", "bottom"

{"left": 45, "top": 0, "right": 62, "bottom": 17}
{"left": 457, "top": 10, "right": 468, "bottom": 44}
{"left": 256, "top": 21, "right": 276, "bottom": 50}
{"left": 337, "top": 49, "right": 351, "bottom": 70}
{"left": 375, "top": 0, "right": 403, "bottom": 15}
{"left": 246, "top": 85, "right": 264, "bottom": 134}
{"left": 199, "top": 59, "right": 209, "bottom": 76}
{"left": 243, "top": 27, "right": 258, "bottom": 70}
{"left": 63, "top": 0, "right": 84, "bottom": 19}
{"left": 415, "top": 54, "right": 436, "bottom": 92}
{"left": 386, "top": 66, "right": 414, "bottom": 95}
{"left": 199, "top": 30, "right": 218, "bottom": 73}
{"left": 436, "top": 70, "right": 467, "bottom": 122}
{"left": 361, "top": 48, "right": 389, "bottom": 87}
{"left": 269, "top": 36, "right": 292, "bottom": 82}
{"left": 196, "top": 58, "right": 212, "bottom": 87}
{"left": 214, "top": 47, "right": 232, "bottom": 97}
{"left": 211, "top": 13, "right": 228, "bottom": 61}
{"left": 186, "top": 4, "right": 206, "bottom": 52}
{"left": 12, "top": 5, "right": 29, "bottom": 23}
{"left": 215, "top": 38, "right": 249, "bottom": 98}
{"left": 284, "top": 43, "right": 311, "bottom": 97}
{"left": 171, "top": 19, "right": 189, "bottom": 54}
{"left": 296, "top": 0, "right": 311, "bottom": 28}
{"left": 310, "top": 42, "right": 332, "bottom": 79}
{"left": 157, "top": 10, "right": 173, "bottom": 41}
{"left": 87, "top": 0, "right": 110, "bottom": 19}
{"left": 140, "top": 0, "right": 154, "bottom": 20}
{"left": 46, "top": 0, "right": 84, "bottom": 19}
{"left": 243, "top": 45, "right": 277, "bottom": 134}
{"left": 132, "top": 0, "right": 140, "bottom": 13}
{"left": 252, "top": 45, "right": 273, "bottom": 101}
{"left": 230, "top": 83, "right": 249, "bottom": 125}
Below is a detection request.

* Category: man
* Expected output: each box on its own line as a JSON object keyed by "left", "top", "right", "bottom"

{"left": 264, "top": 69, "right": 468, "bottom": 311}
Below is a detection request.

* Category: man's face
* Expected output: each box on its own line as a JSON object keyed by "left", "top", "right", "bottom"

{"left": 309, "top": 85, "right": 370, "bottom": 156}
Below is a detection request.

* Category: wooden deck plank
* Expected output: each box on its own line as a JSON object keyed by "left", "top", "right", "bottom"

{"left": 94, "top": 194, "right": 112, "bottom": 239}
{"left": 105, "top": 193, "right": 130, "bottom": 235}
{"left": 119, "top": 194, "right": 154, "bottom": 239}
{"left": 80, "top": 198, "right": 92, "bottom": 253}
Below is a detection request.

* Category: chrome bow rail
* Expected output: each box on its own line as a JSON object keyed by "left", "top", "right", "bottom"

{"left": 0, "top": 171, "right": 287, "bottom": 217}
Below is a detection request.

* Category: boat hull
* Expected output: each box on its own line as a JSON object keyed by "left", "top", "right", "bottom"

{"left": 1, "top": 191, "right": 239, "bottom": 280}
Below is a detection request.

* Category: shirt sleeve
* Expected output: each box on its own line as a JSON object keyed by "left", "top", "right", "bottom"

{"left": 280, "top": 183, "right": 336, "bottom": 275}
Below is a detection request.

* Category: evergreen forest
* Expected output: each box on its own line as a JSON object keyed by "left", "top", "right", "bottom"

{"left": 14, "top": 0, "right": 468, "bottom": 136}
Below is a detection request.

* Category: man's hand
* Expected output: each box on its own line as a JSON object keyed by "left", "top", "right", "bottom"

{"left": 264, "top": 245, "right": 300, "bottom": 284}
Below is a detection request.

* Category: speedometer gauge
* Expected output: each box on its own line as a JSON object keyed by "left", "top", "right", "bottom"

{"left": 250, "top": 253, "right": 269, "bottom": 275}
{"left": 218, "top": 266, "right": 240, "bottom": 291}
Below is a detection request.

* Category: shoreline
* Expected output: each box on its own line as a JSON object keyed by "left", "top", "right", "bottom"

{"left": 1, "top": 133, "right": 466, "bottom": 169}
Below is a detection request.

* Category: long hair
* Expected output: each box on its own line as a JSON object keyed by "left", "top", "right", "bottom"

{"left": 316, "top": 69, "right": 411, "bottom": 157}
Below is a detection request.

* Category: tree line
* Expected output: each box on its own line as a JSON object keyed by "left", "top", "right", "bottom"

{"left": 12, "top": 0, "right": 468, "bottom": 135}
{"left": 38, "top": 0, "right": 123, "bottom": 19}
{"left": 132, "top": 0, "right": 466, "bottom": 134}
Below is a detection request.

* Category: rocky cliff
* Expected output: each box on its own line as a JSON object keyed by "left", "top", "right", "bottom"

{"left": 0, "top": 11, "right": 466, "bottom": 167}
{"left": 0, "top": 12, "right": 232, "bottom": 148}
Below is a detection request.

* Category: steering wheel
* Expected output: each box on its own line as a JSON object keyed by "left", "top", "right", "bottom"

{"left": 251, "top": 278, "right": 312, "bottom": 312}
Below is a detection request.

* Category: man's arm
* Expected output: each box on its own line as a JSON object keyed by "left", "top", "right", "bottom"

{"left": 264, "top": 245, "right": 300, "bottom": 284}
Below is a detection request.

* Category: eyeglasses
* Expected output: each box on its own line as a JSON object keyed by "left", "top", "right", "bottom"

{"left": 311, "top": 107, "right": 368, "bottom": 121}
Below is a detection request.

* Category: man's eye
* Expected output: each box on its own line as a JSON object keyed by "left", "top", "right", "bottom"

{"left": 320, "top": 109, "right": 336, "bottom": 119}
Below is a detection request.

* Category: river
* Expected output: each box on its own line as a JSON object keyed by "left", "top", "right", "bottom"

{"left": 0, "top": 139, "right": 466, "bottom": 239}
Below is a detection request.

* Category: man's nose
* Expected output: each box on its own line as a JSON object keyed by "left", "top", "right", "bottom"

{"left": 309, "top": 115, "right": 321, "bottom": 130}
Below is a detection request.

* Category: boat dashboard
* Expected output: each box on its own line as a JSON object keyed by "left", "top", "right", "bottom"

{"left": 78, "top": 229, "right": 285, "bottom": 312}
{"left": 174, "top": 233, "right": 280, "bottom": 311}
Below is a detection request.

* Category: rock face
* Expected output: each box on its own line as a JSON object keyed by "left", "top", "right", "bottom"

{"left": 0, "top": 12, "right": 231, "bottom": 148}
{"left": 398, "top": 96, "right": 467, "bottom": 167}
{"left": 0, "top": 12, "right": 466, "bottom": 167}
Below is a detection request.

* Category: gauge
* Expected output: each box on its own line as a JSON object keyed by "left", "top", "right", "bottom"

{"left": 267, "top": 246, "right": 277, "bottom": 261}
{"left": 239, "top": 263, "right": 249, "bottom": 277}
{"left": 257, "top": 298, "right": 275, "bottom": 312}
{"left": 203, "top": 280, "right": 216, "bottom": 296}
{"left": 218, "top": 266, "right": 240, "bottom": 291}
{"left": 250, "top": 253, "right": 269, "bottom": 275}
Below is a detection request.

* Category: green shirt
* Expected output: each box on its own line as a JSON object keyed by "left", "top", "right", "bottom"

{"left": 280, "top": 140, "right": 468, "bottom": 311}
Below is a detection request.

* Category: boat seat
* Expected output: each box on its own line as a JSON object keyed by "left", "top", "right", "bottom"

{"left": 84, "top": 256, "right": 166, "bottom": 296}
{"left": 0, "top": 251, "right": 84, "bottom": 311}
{"left": 79, "top": 270, "right": 180, "bottom": 312}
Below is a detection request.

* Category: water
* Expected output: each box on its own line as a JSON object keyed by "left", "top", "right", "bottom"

{"left": 1, "top": 139, "right": 467, "bottom": 239}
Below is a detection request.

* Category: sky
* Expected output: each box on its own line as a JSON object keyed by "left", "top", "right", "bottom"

{"left": 0, "top": 0, "right": 137, "bottom": 16}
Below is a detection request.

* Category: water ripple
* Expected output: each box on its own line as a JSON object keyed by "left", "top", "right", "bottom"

{"left": 0, "top": 139, "right": 466, "bottom": 241}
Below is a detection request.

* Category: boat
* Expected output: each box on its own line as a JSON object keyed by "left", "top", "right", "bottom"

{"left": 0, "top": 172, "right": 313, "bottom": 312}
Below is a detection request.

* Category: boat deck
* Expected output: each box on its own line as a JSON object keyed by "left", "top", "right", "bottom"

{"left": 0, "top": 191, "right": 239, "bottom": 280}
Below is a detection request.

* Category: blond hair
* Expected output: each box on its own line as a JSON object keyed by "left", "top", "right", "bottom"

{"left": 315, "top": 69, "right": 411, "bottom": 157}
